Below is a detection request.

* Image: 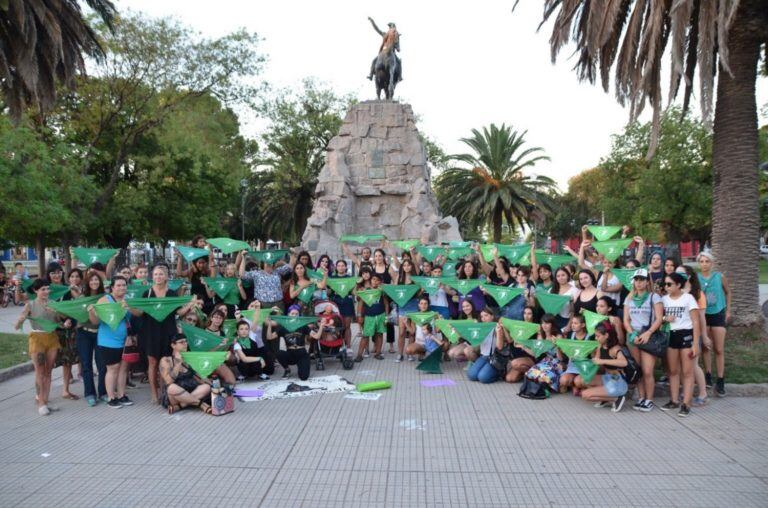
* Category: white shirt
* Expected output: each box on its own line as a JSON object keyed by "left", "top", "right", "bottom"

{"left": 597, "top": 273, "right": 621, "bottom": 306}
{"left": 558, "top": 285, "right": 580, "bottom": 319}
{"left": 662, "top": 293, "right": 699, "bottom": 331}
{"left": 429, "top": 287, "right": 449, "bottom": 307}
{"left": 480, "top": 330, "right": 495, "bottom": 356}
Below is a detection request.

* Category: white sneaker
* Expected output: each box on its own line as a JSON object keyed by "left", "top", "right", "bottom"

{"left": 38, "top": 405, "right": 51, "bottom": 416}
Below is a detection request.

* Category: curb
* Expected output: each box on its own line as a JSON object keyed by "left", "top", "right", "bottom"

{"left": 0, "top": 361, "right": 33, "bottom": 383}
{"left": 651, "top": 382, "right": 768, "bottom": 398}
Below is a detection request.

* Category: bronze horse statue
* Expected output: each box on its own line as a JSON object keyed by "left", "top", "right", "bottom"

{"left": 368, "top": 18, "right": 402, "bottom": 100}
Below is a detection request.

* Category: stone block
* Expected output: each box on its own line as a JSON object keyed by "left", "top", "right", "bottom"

{"left": 353, "top": 185, "right": 380, "bottom": 197}
{"left": 382, "top": 183, "right": 410, "bottom": 195}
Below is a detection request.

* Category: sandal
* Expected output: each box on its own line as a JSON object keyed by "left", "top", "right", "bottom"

{"left": 199, "top": 402, "right": 212, "bottom": 414}
{"left": 62, "top": 392, "right": 80, "bottom": 400}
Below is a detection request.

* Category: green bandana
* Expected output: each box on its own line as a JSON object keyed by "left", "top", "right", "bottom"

{"left": 48, "top": 295, "right": 103, "bottom": 322}
{"left": 411, "top": 276, "right": 442, "bottom": 295}
{"left": 272, "top": 315, "right": 318, "bottom": 333}
{"left": 440, "top": 263, "right": 457, "bottom": 277}
{"left": 613, "top": 268, "right": 640, "bottom": 291}
{"left": 495, "top": 244, "right": 530, "bottom": 264}
{"left": 93, "top": 302, "right": 127, "bottom": 331}
{"left": 499, "top": 318, "right": 540, "bottom": 342}
{"left": 448, "top": 321, "right": 496, "bottom": 347}
{"left": 207, "top": 237, "right": 250, "bottom": 255}
{"left": 203, "top": 277, "right": 238, "bottom": 299}
{"left": 181, "top": 351, "right": 227, "bottom": 378}
{"left": 72, "top": 247, "right": 118, "bottom": 265}
{"left": 221, "top": 319, "right": 238, "bottom": 338}
{"left": 28, "top": 317, "right": 58, "bottom": 332}
{"left": 631, "top": 292, "right": 650, "bottom": 308}
{"left": 406, "top": 311, "right": 438, "bottom": 326}
{"left": 481, "top": 284, "right": 524, "bottom": 307}
{"left": 181, "top": 322, "right": 231, "bottom": 352}
{"left": 416, "top": 348, "right": 443, "bottom": 374}
{"left": 582, "top": 309, "right": 609, "bottom": 335}
{"left": 446, "top": 246, "right": 472, "bottom": 260}
{"left": 587, "top": 225, "right": 622, "bottom": 241}
{"left": 339, "top": 234, "right": 385, "bottom": 244}
{"left": 515, "top": 338, "right": 556, "bottom": 358}
{"left": 167, "top": 279, "right": 186, "bottom": 292}
{"left": 306, "top": 269, "right": 325, "bottom": 281}
{"left": 29, "top": 284, "right": 70, "bottom": 301}
{"left": 445, "top": 278, "right": 482, "bottom": 295}
{"left": 556, "top": 339, "right": 600, "bottom": 360}
{"left": 479, "top": 244, "right": 496, "bottom": 262}
{"left": 449, "top": 241, "right": 471, "bottom": 248}
{"left": 357, "top": 288, "right": 382, "bottom": 307}
{"left": 127, "top": 296, "right": 191, "bottom": 321}
{"left": 416, "top": 245, "right": 447, "bottom": 262}
{"left": 537, "top": 252, "right": 575, "bottom": 269}
{"left": 177, "top": 246, "right": 210, "bottom": 262}
{"left": 240, "top": 308, "right": 272, "bottom": 326}
{"left": 325, "top": 277, "right": 356, "bottom": 298}
{"left": 434, "top": 319, "right": 464, "bottom": 344}
{"left": 591, "top": 238, "right": 632, "bottom": 262}
{"left": 535, "top": 292, "right": 570, "bottom": 314}
{"left": 296, "top": 284, "right": 316, "bottom": 304}
{"left": 381, "top": 284, "right": 420, "bottom": 307}
{"left": 391, "top": 239, "right": 421, "bottom": 251}
{"left": 573, "top": 359, "right": 599, "bottom": 383}
{"left": 124, "top": 285, "right": 148, "bottom": 300}
{"left": 248, "top": 249, "right": 289, "bottom": 265}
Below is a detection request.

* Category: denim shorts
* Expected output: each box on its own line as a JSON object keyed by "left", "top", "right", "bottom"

{"left": 602, "top": 373, "right": 628, "bottom": 397}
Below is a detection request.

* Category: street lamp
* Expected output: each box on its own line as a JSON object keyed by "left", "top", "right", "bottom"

{"left": 240, "top": 178, "right": 248, "bottom": 241}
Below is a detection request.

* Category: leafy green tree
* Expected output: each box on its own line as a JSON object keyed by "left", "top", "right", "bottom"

{"left": 245, "top": 79, "right": 354, "bottom": 243}
{"left": 434, "top": 124, "right": 556, "bottom": 243}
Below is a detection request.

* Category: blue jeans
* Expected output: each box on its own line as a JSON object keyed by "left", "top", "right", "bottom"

{"left": 467, "top": 356, "right": 500, "bottom": 384}
{"left": 76, "top": 329, "right": 106, "bottom": 398}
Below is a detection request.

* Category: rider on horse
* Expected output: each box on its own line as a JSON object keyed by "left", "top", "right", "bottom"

{"left": 367, "top": 18, "right": 402, "bottom": 82}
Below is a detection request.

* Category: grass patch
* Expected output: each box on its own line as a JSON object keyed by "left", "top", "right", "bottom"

{"left": 0, "top": 333, "right": 29, "bottom": 370}
{"left": 760, "top": 258, "right": 768, "bottom": 284}
{"left": 722, "top": 326, "right": 768, "bottom": 384}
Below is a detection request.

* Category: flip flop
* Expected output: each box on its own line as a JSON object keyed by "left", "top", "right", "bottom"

{"left": 62, "top": 393, "right": 80, "bottom": 400}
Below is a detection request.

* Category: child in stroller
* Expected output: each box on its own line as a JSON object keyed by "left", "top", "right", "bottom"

{"left": 314, "top": 301, "right": 354, "bottom": 370}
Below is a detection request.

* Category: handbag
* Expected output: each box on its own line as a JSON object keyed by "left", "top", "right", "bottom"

{"left": 122, "top": 321, "right": 140, "bottom": 364}
{"left": 635, "top": 296, "right": 669, "bottom": 357}
{"left": 488, "top": 345, "right": 510, "bottom": 372}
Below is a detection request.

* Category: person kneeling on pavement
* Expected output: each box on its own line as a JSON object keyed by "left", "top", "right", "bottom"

{"left": 272, "top": 305, "right": 321, "bottom": 381}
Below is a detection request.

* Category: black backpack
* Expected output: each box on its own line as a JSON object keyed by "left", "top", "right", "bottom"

{"left": 518, "top": 378, "right": 549, "bottom": 400}
{"left": 620, "top": 346, "right": 641, "bottom": 384}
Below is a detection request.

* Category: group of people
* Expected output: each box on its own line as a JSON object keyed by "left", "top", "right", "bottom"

{"left": 12, "top": 227, "right": 730, "bottom": 419}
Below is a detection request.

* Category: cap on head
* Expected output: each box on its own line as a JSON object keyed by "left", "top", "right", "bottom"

{"left": 388, "top": 22, "right": 395, "bottom": 27}
{"left": 632, "top": 268, "right": 649, "bottom": 279}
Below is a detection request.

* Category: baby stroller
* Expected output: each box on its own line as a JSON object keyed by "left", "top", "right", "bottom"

{"left": 313, "top": 300, "right": 354, "bottom": 370}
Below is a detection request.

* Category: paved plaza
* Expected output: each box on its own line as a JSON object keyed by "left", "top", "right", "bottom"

{"left": 0, "top": 338, "right": 766, "bottom": 508}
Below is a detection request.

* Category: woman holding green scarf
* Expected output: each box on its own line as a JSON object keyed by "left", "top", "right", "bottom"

{"left": 622, "top": 268, "right": 664, "bottom": 412}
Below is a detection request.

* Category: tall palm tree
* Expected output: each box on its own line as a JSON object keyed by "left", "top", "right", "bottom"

{"left": 0, "top": 0, "right": 116, "bottom": 123}
{"left": 535, "top": 1, "right": 768, "bottom": 326}
{"left": 434, "top": 124, "right": 556, "bottom": 243}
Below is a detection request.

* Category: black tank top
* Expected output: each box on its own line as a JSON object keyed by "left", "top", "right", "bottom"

{"left": 574, "top": 293, "right": 598, "bottom": 315}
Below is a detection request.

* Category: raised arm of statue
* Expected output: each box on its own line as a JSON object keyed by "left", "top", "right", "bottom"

{"left": 368, "top": 17, "right": 384, "bottom": 36}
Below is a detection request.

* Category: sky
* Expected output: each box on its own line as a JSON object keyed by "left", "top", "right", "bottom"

{"left": 117, "top": 0, "right": 767, "bottom": 190}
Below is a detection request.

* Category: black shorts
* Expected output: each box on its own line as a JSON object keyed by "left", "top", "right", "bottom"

{"left": 705, "top": 310, "right": 726, "bottom": 328}
{"left": 668, "top": 329, "right": 693, "bottom": 350}
{"left": 98, "top": 345, "right": 124, "bottom": 366}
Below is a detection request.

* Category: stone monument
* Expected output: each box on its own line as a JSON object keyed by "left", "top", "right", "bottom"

{"left": 301, "top": 101, "right": 462, "bottom": 259}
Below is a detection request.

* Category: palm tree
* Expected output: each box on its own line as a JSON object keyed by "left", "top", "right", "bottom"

{"left": 535, "top": 1, "right": 768, "bottom": 327}
{"left": 0, "top": 0, "right": 117, "bottom": 123}
{"left": 434, "top": 124, "right": 556, "bottom": 243}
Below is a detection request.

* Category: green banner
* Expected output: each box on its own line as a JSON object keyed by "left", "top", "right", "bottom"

{"left": 535, "top": 292, "right": 570, "bottom": 315}
{"left": 446, "top": 246, "right": 472, "bottom": 260}
{"left": 416, "top": 348, "right": 443, "bottom": 374}
{"left": 556, "top": 339, "right": 600, "bottom": 360}
{"left": 591, "top": 238, "right": 632, "bottom": 262}
{"left": 48, "top": 295, "right": 103, "bottom": 322}
{"left": 411, "top": 276, "right": 442, "bottom": 295}
{"left": 93, "top": 302, "right": 126, "bottom": 331}
{"left": 444, "top": 278, "right": 482, "bottom": 295}
{"left": 515, "top": 338, "right": 556, "bottom": 358}
{"left": 582, "top": 309, "right": 609, "bottom": 335}
{"left": 381, "top": 284, "right": 420, "bottom": 307}
{"left": 207, "top": 237, "right": 250, "bottom": 254}
{"left": 406, "top": 311, "right": 438, "bottom": 326}
{"left": 573, "top": 358, "right": 600, "bottom": 383}
{"left": 203, "top": 277, "right": 237, "bottom": 299}
{"left": 391, "top": 239, "right": 421, "bottom": 251}
{"left": 177, "top": 245, "right": 210, "bottom": 263}
{"left": 416, "top": 245, "right": 447, "bottom": 262}
{"left": 357, "top": 288, "right": 382, "bottom": 307}
{"left": 434, "top": 319, "right": 463, "bottom": 344}
{"left": 181, "top": 322, "right": 230, "bottom": 352}
{"left": 181, "top": 351, "right": 227, "bottom": 378}
{"left": 240, "top": 308, "right": 272, "bottom": 326}
{"left": 449, "top": 321, "right": 496, "bottom": 347}
{"left": 482, "top": 284, "right": 524, "bottom": 307}
{"left": 339, "top": 234, "right": 385, "bottom": 244}
{"left": 587, "top": 225, "right": 622, "bottom": 242}
{"left": 272, "top": 315, "right": 318, "bottom": 333}
{"left": 127, "top": 296, "right": 191, "bottom": 321}
{"left": 499, "top": 318, "right": 540, "bottom": 342}
{"left": 296, "top": 284, "right": 316, "bottom": 304}
{"left": 248, "top": 249, "right": 289, "bottom": 265}
{"left": 72, "top": 247, "right": 118, "bottom": 265}
{"left": 28, "top": 317, "right": 59, "bottom": 332}
{"left": 326, "top": 277, "right": 356, "bottom": 298}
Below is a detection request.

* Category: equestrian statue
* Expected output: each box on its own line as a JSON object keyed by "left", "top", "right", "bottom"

{"left": 366, "top": 17, "right": 402, "bottom": 100}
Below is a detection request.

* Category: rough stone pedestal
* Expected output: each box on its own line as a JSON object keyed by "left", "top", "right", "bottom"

{"left": 301, "top": 101, "right": 462, "bottom": 259}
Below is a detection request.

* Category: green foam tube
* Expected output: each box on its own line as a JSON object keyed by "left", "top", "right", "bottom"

{"left": 356, "top": 381, "right": 392, "bottom": 392}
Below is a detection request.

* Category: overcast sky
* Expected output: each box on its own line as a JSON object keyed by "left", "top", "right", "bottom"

{"left": 118, "top": 0, "right": 767, "bottom": 189}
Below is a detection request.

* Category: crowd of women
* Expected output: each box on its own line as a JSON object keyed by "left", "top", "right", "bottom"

{"left": 12, "top": 227, "right": 730, "bottom": 419}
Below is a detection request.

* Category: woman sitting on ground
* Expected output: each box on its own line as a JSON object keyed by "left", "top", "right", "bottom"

{"left": 404, "top": 295, "right": 442, "bottom": 359}
{"left": 580, "top": 321, "right": 629, "bottom": 412}
{"left": 271, "top": 305, "right": 322, "bottom": 380}
{"left": 524, "top": 314, "right": 565, "bottom": 393}
{"left": 159, "top": 334, "right": 212, "bottom": 414}
{"left": 467, "top": 307, "right": 506, "bottom": 384}
{"left": 447, "top": 299, "right": 480, "bottom": 362}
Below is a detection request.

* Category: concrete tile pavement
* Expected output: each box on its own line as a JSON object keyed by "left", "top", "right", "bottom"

{"left": 0, "top": 341, "right": 766, "bottom": 507}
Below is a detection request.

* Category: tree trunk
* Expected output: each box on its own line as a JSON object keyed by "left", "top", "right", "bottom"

{"left": 35, "top": 237, "right": 45, "bottom": 278}
{"left": 710, "top": 8, "right": 764, "bottom": 326}
{"left": 492, "top": 206, "right": 503, "bottom": 243}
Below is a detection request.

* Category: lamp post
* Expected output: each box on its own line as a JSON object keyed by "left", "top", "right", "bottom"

{"left": 240, "top": 178, "right": 248, "bottom": 241}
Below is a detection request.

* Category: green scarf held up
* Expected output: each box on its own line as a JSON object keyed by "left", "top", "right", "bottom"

{"left": 440, "top": 263, "right": 457, "bottom": 277}
{"left": 556, "top": 339, "right": 600, "bottom": 360}
{"left": 499, "top": 318, "right": 540, "bottom": 342}
{"left": 481, "top": 284, "right": 524, "bottom": 307}
{"left": 181, "top": 322, "right": 230, "bottom": 352}
{"left": 72, "top": 247, "right": 119, "bottom": 265}
{"left": 325, "top": 277, "right": 356, "bottom": 298}
{"left": 434, "top": 319, "right": 464, "bottom": 344}
{"left": 515, "top": 338, "right": 556, "bottom": 358}
{"left": 29, "top": 284, "right": 70, "bottom": 302}
{"left": 203, "top": 277, "right": 238, "bottom": 299}
{"left": 339, "top": 234, "right": 385, "bottom": 245}
{"left": 239, "top": 308, "right": 272, "bottom": 326}
{"left": 391, "top": 239, "right": 421, "bottom": 251}
{"left": 406, "top": 311, "right": 438, "bottom": 326}
{"left": 271, "top": 315, "right": 318, "bottom": 333}
{"left": 248, "top": 249, "right": 289, "bottom": 265}
{"left": 416, "top": 245, "right": 447, "bottom": 262}
{"left": 582, "top": 309, "right": 609, "bottom": 336}
{"left": 479, "top": 244, "right": 496, "bottom": 262}
{"left": 591, "top": 238, "right": 632, "bottom": 262}
{"left": 416, "top": 348, "right": 443, "bottom": 374}
{"left": 535, "top": 292, "right": 570, "bottom": 315}
{"left": 448, "top": 321, "right": 496, "bottom": 347}
{"left": 446, "top": 246, "right": 472, "bottom": 260}
{"left": 207, "top": 237, "right": 250, "bottom": 255}
{"left": 573, "top": 359, "right": 599, "bottom": 383}
{"left": 180, "top": 351, "right": 227, "bottom": 378}
{"left": 444, "top": 278, "right": 481, "bottom": 295}
{"left": 127, "top": 296, "right": 191, "bottom": 321}
{"left": 495, "top": 244, "right": 530, "bottom": 264}
{"left": 47, "top": 294, "right": 103, "bottom": 322}
{"left": 93, "top": 302, "right": 127, "bottom": 331}
{"left": 176, "top": 245, "right": 210, "bottom": 263}
{"left": 357, "top": 288, "right": 382, "bottom": 307}
{"left": 296, "top": 284, "right": 316, "bottom": 304}
{"left": 586, "top": 225, "right": 622, "bottom": 242}
{"left": 410, "top": 276, "right": 441, "bottom": 295}
{"left": 613, "top": 268, "right": 639, "bottom": 291}
{"left": 381, "top": 284, "right": 420, "bottom": 307}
